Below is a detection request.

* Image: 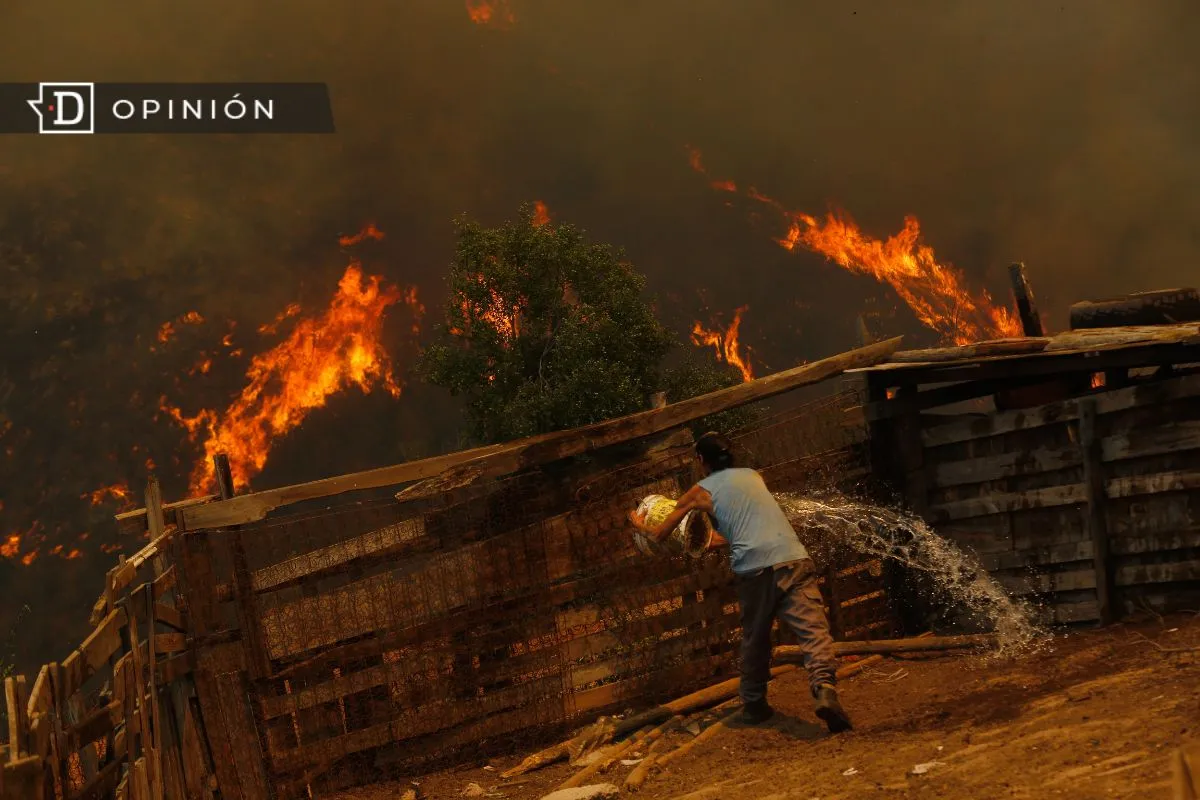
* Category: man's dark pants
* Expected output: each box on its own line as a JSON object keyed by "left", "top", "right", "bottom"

{"left": 736, "top": 558, "right": 838, "bottom": 704}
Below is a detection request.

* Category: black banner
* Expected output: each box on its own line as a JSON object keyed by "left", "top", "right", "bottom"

{"left": 0, "top": 83, "right": 336, "bottom": 134}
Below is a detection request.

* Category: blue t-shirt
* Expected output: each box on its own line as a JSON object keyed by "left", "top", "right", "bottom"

{"left": 697, "top": 467, "right": 809, "bottom": 575}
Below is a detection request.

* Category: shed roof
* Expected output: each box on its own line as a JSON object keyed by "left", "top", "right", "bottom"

{"left": 847, "top": 324, "right": 1200, "bottom": 384}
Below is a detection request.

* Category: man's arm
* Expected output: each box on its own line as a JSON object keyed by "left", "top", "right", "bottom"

{"left": 629, "top": 484, "right": 714, "bottom": 543}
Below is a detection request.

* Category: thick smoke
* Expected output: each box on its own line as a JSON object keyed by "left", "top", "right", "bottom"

{"left": 1, "top": 0, "right": 1198, "bottom": 669}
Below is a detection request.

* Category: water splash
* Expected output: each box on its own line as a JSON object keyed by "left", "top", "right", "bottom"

{"left": 776, "top": 493, "right": 1047, "bottom": 656}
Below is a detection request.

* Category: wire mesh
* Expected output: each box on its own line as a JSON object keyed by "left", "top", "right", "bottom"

{"left": 182, "top": 385, "right": 894, "bottom": 797}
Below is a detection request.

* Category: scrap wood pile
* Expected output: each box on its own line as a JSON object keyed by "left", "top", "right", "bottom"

{"left": 498, "top": 633, "right": 994, "bottom": 797}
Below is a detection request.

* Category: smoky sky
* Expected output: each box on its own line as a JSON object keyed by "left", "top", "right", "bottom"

{"left": 2, "top": 0, "right": 1199, "bottom": 668}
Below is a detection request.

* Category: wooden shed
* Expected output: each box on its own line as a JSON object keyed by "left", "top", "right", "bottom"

{"left": 853, "top": 320, "right": 1200, "bottom": 626}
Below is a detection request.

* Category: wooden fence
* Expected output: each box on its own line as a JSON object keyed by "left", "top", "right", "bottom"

{"left": 3, "top": 381, "right": 894, "bottom": 799}
{"left": 876, "top": 369, "right": 1200, "bottom": 625}
{"left": 2, "top": 479, "right": 214, "bottom": 800}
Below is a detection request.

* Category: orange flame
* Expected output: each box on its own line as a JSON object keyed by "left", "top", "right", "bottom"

{"left": 338, "top": 223, "right": 385, "bottom": 247}
{"left": 452, "top": 280, "right": 521, "bottom": 344}
{"left": 156, "top": 311, "right": 205, "bottom": 345}
{"left": 532, "top": 201, "right": 551, "bottom": 227}
{"left": 686, "top": 146, "right": 1020, "bottom": 346}
{"left": 0, "top": 523, "right": 51, "bottom": 566}
{"left": 1091, "top": 373, "right": 1106, "bottom": 389}
{"left": 164, "top": 226, "right": 422, "bottom": 495}
{"left": 0, "top": 534, "right": 19, "bottom": 560}
{"left": 258, "top": 303, "right": 302, "bottom": 335}
{"left": 83, "top": 483, "right": 134, "bottom": 510}
{"left": 466, "top": 0, "right": 515, "bottom": 28}
{"left": 692, "top": 306, "right": 755, "bottom": 382}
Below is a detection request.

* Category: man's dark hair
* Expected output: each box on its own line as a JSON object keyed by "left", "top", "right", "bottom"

{"left": 696, "top": 431, "right": 735, "bottom": 472}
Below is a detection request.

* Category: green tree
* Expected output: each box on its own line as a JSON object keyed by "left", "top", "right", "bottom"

{"left": 661, "top": 356, "right": 764, "bottom": 437}
{"left": 419, "top": 205, "right": 676, "bottom": 443}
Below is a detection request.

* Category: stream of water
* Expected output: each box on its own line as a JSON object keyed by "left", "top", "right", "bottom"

{"left": 775, "top": 492, "right": 1047, "bottom": 656}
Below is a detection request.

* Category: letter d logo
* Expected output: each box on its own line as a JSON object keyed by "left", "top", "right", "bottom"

{"left": 28, "top": 82, "right": 95, "bottom": 134}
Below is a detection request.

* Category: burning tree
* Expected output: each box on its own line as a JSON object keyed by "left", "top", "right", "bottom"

{"left": 419, "top": 204, "right": 681, "bottom": 443}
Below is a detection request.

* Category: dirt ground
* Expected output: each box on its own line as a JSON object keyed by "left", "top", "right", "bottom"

{"left": 331, "top": 613, "right": 1200, "bottom": 800}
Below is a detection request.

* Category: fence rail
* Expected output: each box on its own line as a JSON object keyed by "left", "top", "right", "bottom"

{"left": 4, "top": 384, "right": 890, "bottom": 799}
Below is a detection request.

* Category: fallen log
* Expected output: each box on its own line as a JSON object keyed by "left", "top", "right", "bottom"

{"left": 503, "top": 640, "right": 922, "bottom": 780}
{"left": 500, "top": 666, "right": 796, "bottom": 779}
{"left": 654, "top": 708, "right": 742, "bottom": 770}
{"left": 813, "top": 633, "right": 998, "bottom": 658}
{"left": 835, "top": 653, "right": 884, "bottom": 680}
{"left": 557, "top": 725, "right": 651, "bottom": 791}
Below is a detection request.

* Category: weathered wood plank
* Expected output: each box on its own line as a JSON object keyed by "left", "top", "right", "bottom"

{"left": 929, "top": 420, "right": 1200, "bottom": 490}
{"left": 250, "top": 516, "right": 426, "bottom": 594}
{"left": 930, "top": 467, "right": 1200, "bottom": 522}
{"left": 931, "top": 445, "right": 1081, "bottom": 489}
{"left": 930, "top": 483, "right": 1088, "bottom": 522}
{"left": 65, "top": 700, "right": 123, "bottom": 752}
{"left": 23, "top": 668, "right": 51, "bottom": 722}
{"left": 4, "top": 677, "right": 28, "bottom": 761}
{"left": 153, "top": 604, "right": 185, "bottom": 633}
{"left": 996, "top": 567, "right": 1097, "bottom": 596}
{"left": 189, "top": 669, "right": 244, "bottom": 800}
{"left": 213, "top": 673, "right": 269, "bottom": 800}
{"left": 860, "top": 326, "right": 1200, "bottom": 382}
{"left": 1102, "top": 421, "right": 1200, "bottom": 463}
{"left": 1115, "top": 559, "right": 1200, "bottom": 586}
{"left": 979, "top": 539, "right": 1094, "bottom": 572}
{"left": 922, "top": 372, "right": 1200, "bottom": 447}
{"left": 60, "top": 607, "right": 127, "bottom": 699}
{"left": 178, "top": 338, "right": 903, "bottom": 530}
{"left": 1107, "top": 470, "right": 1200, "bottom": 499}
{"left": 1111, "top": 527, "right": 1200, "bottom": 556}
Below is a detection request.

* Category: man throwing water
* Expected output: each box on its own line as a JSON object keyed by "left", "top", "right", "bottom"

{"left": 630, "top": 431, "right": 852, "bottom": 731}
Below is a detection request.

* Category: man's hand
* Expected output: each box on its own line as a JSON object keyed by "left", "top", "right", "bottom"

{"left": 628, "top": 508, "right": 649, "bottom": 531}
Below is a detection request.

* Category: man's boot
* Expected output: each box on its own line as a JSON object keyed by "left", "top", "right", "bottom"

{"left": 813, "top": 684, "right": 852, "bottom": 733}
{"left": 738, "top": 698, "right": 775, "bottom": 725}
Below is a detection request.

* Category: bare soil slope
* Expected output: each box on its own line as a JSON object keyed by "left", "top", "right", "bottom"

{"left": 334, "top": 614, "right": 1200, "bottom": 800}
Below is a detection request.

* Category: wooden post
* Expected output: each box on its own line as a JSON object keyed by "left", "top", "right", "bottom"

{"left": 5, "top": 676, "right": 28, "bottom": 761}
{"left": 1078, "top": 399, "right": 1114, "bottom": 625}
{"left": 217, "top": 457, "right": 271, "bottom": 681}
{"left": 1008, "top": 262, "right": 1045, "bottom": 337}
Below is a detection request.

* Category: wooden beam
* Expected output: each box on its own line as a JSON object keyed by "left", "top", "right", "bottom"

{"left": 4, "top": 677, "right": 27, "bottom": 761}
{"left": 1008, "top": 262, "right": 1045, "bottom": 337}
{"left": 862, "top": 324, "right": 1200, "bottom": 375}
{"left": 115, "top": 494, "right": 220, "bottom": 536}
{"left": 145, "top": 477, "right": 166, "bottom": 541}
{"left": 922, "top": 372, "right": 1200, "bottom": 447}
{"left": 866, "top": 374, "right": 1057, "bottom": 421}
{"left": 171, "top": 337, "right": 902, "bottom": 530}
{"left": 865, "top": 341, "right": 1200, "bottom": 387}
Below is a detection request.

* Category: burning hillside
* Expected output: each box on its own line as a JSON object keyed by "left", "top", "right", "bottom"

{"left": 687, "top": 147, "right": 1021, "bottom": 346}
{"left": 161, "top": 226, "right": 422, "bottom": 495}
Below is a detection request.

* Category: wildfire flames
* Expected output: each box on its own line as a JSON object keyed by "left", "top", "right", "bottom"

{"left": 693, "top": 306, "right": 755, "bottom": 381}
{"left": 532, "top": 200, "right": 551, "bottom": 227}
{"left": 465, "top": 0, "right": 515, "bottom": 28}
{"left": 83, "top": 483, "right": 134, "bottom": 509}
{"left": 686, "top": 146, "right": 1020, "bottom": 346}
{"left": 163, "top": 225, "right": 422, "bottom": 495}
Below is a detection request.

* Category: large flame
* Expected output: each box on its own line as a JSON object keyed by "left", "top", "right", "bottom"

{"left": 692, "top": 306, "right": 755, "bottom": 382}
{"left": 687, "top": 146, "right": 1020, "bottom": 345}
{"left": 163, "top": 226, "right": 422, "bottom": 495}
{"left": 532, "top": 200, "right": 551, "bottom": 227}
{"left": 466, "top": 0, "right": 515, "bottom": 28}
